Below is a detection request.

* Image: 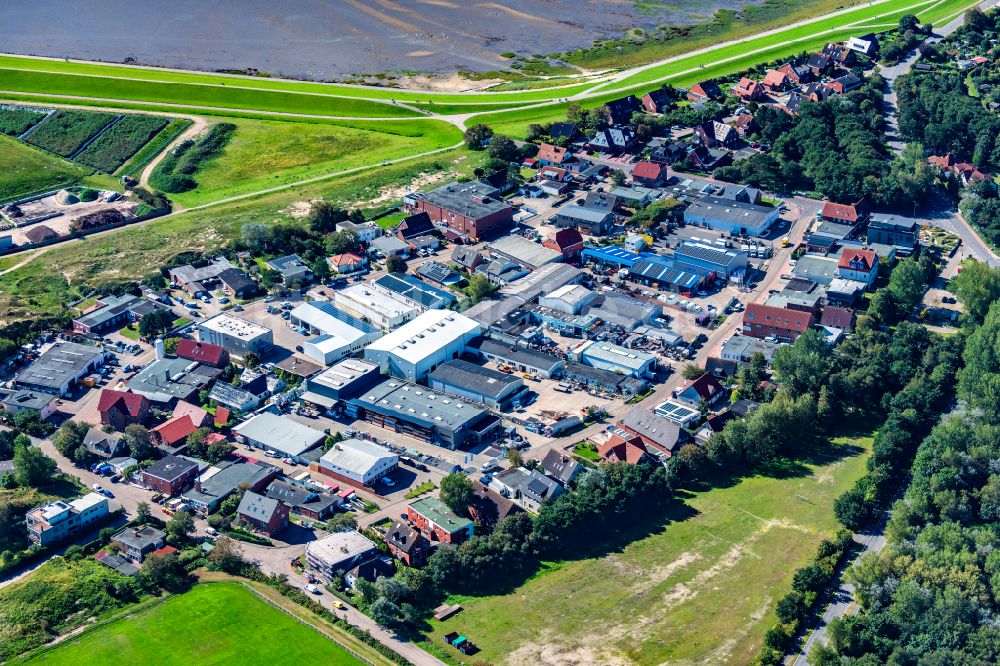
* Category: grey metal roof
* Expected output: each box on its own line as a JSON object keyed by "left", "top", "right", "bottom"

{"left": 428, "top": 359, "right": 522, "bottom": 400}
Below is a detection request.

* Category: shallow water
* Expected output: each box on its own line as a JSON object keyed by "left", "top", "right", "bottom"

{"left": 4, "top": 0, "right": 758, "bottom": 79}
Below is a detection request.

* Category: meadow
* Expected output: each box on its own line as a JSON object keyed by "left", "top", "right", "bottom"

{"left": 425, "top": 434, "right": 873, "bottom": 665}
{"left": 14, "top": 582, "right": 366, "bottom": 666}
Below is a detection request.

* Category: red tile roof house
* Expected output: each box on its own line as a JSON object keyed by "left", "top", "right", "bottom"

{"left": 597, "top": 433, "right": 652, "bottom": 465}
{"left": 150, "top": 415, "right": 199, "bottom": 451}
{"left": 762, "top": 69, "right": 789, "bottom": 92}
{"left": 98, "top": 389, "right": 150, "bottom": 431}
{"left": 733, "top": 77, "right": 764, "bottom": 101}
{"left": 838, "top": 248, "right": 879, "bottom": 287}
{"left": 631, "top": 161, "right": 666, "bottom": 187}
{"left": 820, "top": 198, "right": 871, "bottom": 226}
{"left": 543, "top": 228, "right": 585, "bottom": 262}
{"left": 742, "top": 303, "right": 816, "bottom": 342}
{"left": 675, "top": 373, "right": 725, "bottom": 407}
{"left": 536, "top": 142, "right": 572, "bottom": 166}
{"left": 175, "top": 339, "right": 230, "bottom": 368}
{"left": 327, "top": 252, "right": 368, "bottom": 274}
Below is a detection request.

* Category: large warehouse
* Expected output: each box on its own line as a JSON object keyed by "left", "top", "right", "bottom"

{"left": 344, "top": 376, "right": 502, "bottom": 449}
{"left": 363, "top": 310, "right": 482, "bottom": 382}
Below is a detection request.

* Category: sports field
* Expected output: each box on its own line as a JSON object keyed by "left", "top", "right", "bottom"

{"left": 14, "top": 582, "right": 365, "bottom": 666}
{"left": 425, "top": 434, "right": 873, "bottom": 665}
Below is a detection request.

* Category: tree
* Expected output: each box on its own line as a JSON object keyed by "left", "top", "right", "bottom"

{"left": 681, "top": 363, "right": 704, "bottom": 380}
{"left": 13, "top": 445, "right": 57, "bottom": 487}
{"left": 463, "top": 124, "right": 494, "bottom": 151}
{"left": 166, "top": 510, "right": 195, "bottom": 544}
{"left": 135, "top": 501, "right": 152, "bottom": 524}
{"left": 308, "top": 200, "right": 349, "bottom": 233}
{"left": 207, "top": 537, "right": 246, "bottom": 573}
{"left": 439, "top": 473, "right": 474, "bottom": 515}
{"left": 487, "top": 134, "right": 519, "bottom": 162}
{"left": 610, "top": 169, "right": 627, "bottom": 186}
{"left": 326, "top": 513, "right": 358, "bottom": 532}
{"left": 385, "top": 255, "right": 407, "bottom": 273}
{"left": 138, "top": 309, "right": 175, "bottom": 339}
{"left": 241, "top": 223, "right": 269, "bottom": 252}
{"left": 52, "top": 421, "right": 88, "bottom": 458}
{"left": 771, "top": 329, "right": 832, "bottom": 397}
{"left": 326, "top": 229, "right": 359, "bottom": 255}
{"left": 464, "top": 274, "right": 496, "bottom": 304}
{"left": 123, "top": 424, "right": 154, "bottom": 460}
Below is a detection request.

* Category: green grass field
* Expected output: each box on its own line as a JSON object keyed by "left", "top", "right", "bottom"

{"left": 426, "top": 434, "right": 873, "bottom": 665}
{"left": 166, "top": 117, "right": 461, "bottom": 207}
{"left": 14, "top": 582, "right": 365, "bottom": 666}
{"left": 0, "top": 135, "right": 94, "bottom": 202}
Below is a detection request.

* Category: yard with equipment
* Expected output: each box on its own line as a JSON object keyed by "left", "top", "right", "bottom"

{"left": 426, "top": 433, "right": 873, "bottom": 665}
{"left": 13, "top": 582, "right": 368, "bottom": 666}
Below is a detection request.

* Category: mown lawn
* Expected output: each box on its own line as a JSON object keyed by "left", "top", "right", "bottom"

{"left": 426, "top": 434, "right": 873, "bottom": 666}
{"left": 0, "top": 135, "right": 92, "bottom": 202}
{"left": 167, "top": 117, "right": 461, "bottom": 207}
{"left": 14, "top": 582, "right": 365, "bottom": 665}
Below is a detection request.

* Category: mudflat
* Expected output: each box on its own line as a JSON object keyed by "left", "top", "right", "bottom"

{"left": 3, "top": 0, "right": 759, "bottom": 79}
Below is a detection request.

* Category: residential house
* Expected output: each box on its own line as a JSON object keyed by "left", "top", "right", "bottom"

{"left": 175, "top": 339, "right": 230, "bottom": 368}
{"left": 540, "top": 449, "right": 584, "bottom": 485}
{"left": 111, "top": 525, "right": 166, "bottom": 563}
{"left": 733, "top": 77, "right": 764, "bottom": 101}
{"left": 641, "top": 87, "right": 673, "bottom": 113}
{"left": 490, "top": 467, "right": 565, "bottom": 513}
{"left": 237, "top": 491, "right": 289, "bottom": 537}
{"left": 384, "top": 521, "right": 429, "bottom": 567}
{"left": 536, "top": 143, "right": 572, "bottom": 166}
{"left": 837, "top": 248, "right": 878, "bottom": 286}
{"left": 407, "top": 496, "right": 474, "bottom": 544}
{"left": 631, "top": 161, "right": 666, "bottom": 187}
{"left": 82, "top": 428, "right": 125, "bottom": 460}
{"left": 676, "top": 373, "right": 724, "bottom": 406}
{"left": 687, "top": 80, "right": 723, "bottom": 103}
{"left": 97, "top": 389, "right": 149, "bottom": 430}
{"left": 742, "top": 303, "right": 816, "bottom": 342}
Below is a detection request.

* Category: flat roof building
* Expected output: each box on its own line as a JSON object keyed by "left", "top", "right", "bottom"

{"left": 290, "top": 301, "right": 380, "bottom": 366}
{"left": 333, "top": 283, "right": 420, "bottom": 331}
{"left": 233, "top": 412, "right": 326, "bottom": 463}
{"left": 427, "top": 359, "right": 528, "bottom": 410}
{"left": 345, "top": 376, "right": 501, "bottom": 450}
{"left": 16, "top": 342, "right": 106, "bottom": 397}
{"left": 318, "top": 438, "right": 398, "bottom": 487}
{"left": 197, "top": 314, "right": 273, "bottom": 357}
{"left": 364, "top": 310, "right": 482, "bottom": 382}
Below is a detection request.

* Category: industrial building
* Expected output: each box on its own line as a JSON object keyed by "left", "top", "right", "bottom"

{"left": 427, "top": 359, "right": 529, "bottom": 410}
{"left": 570, "top": 340, "right": 657, "bottom": 379}
{"left": 683, "top": 195, "right": 781, "bottom": 237}
{"left": 15, "top": 341, "right": 107, "bottom": 397}
{"left": 232, "top": 412, "right": 326, "bottom": 463}
{"left": 333, "top": 283, "right": 419, "bottom": 331}
{"left": 364, "top": 310, "right": 481, "bottom": 382}
{"left": 405, "top": 181, "right": 513, "bottom": 242}
{"left": 290, "top": 301, "right": 380, "bottom": 366}
{"left": 673, "top": 242, "right": 749, "bottom": 279}
{"left": 344, "top": 376, "right": 502, "bottom": 450}
{"left": 197, "top": 314, "right": 273, "bottom": 357}
{"left": 371, "top": 273, "right": 457, "bottom": 311}
{"left": 317, "top": 438, "right": 399, "bottom": 487}
{"left": 467, "top": 338, "right": 565, "bottom": 378}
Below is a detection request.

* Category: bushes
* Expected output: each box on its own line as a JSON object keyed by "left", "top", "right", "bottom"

{"left": 25, "top": 109, "right": 117, "bottom": 157}
{"left": 75, "top": 114, "right": 169, "bottom": 173}
{"left": 149, "top": 123, "right": 235, "bottom": 193}
{"left": 0, "top": 107, "right": 46, "bottom": 136}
